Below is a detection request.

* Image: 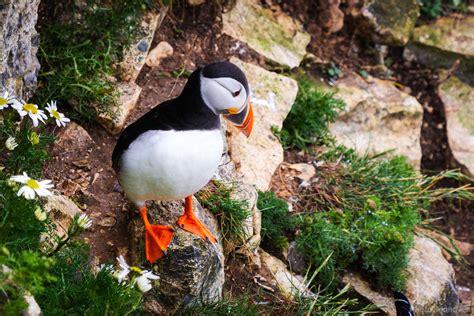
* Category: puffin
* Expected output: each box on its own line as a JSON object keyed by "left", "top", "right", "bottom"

{"left": 112, "top": 61, "right": 253, "bottom": 263}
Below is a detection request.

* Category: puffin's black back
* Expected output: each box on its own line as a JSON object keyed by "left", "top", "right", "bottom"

{"left": 111, "top": 67, "right": 220, "bottom": 170}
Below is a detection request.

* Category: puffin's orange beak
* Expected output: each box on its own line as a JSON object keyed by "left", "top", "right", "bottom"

{"left": 224, "top": 101, "right": 254, "bottom": 137}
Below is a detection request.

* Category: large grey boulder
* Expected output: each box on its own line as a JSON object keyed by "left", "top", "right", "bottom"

{"left": 222, "top": 0, "right": 310, "bottom": 68}
{"left": 330, "top": 72, "right": 423, "bottom": 168}
{"left": 439, "top": 75, "right": 474, "bottom": 177}
{"left": 360, "top": 0, "right": 419, "bottom": 46}
{"left": 0, "top": 0, "right": 41, "bottom": 99}
{"left": 130, "top": 198, "right": 224, "bottom": 314}
{"left": 405, "top": 16, "right": 474, "bottom": 85}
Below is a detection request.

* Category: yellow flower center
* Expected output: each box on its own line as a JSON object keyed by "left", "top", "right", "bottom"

{"left": 51, "top": 109, "right": 61, "bottom": 120}
{"left": 26, "top": 179, "right": 40, "bottom": 189}
{"left": 131, "top": 266, "right": 142, "bottom": 273}
{"left": 23, "top": 103, "right": 38, "bottom": 114}
{"left": 0, "top": 98, "right": 7, "bottom": 106}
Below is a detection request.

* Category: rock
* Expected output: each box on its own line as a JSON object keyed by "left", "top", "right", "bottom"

{"left": 438, "top": 75, "right": 474, "bottom": 177}
{"left": 288, "top": 163, "right": 316, "bottom": 182}
{"left": 97, "top": 216, "right": 116, "bottom": 227}
{"left": 343, "top": 236, "right": 458, "bottom": 315}
{"left": 287, "top": 241, "right": 306, "bottom": 275}
{"left": 330, "top": 72, "right": 423, "bottom": 168}
{"left": 56, "top": 122, "right": 95, "bottom": 151}
{"left": 97, "top": 81, "right": 142, "bottom": 134}
{"left": 118, "top": 11, "right": 162, "bottom": 82}
{"left": 222, "top": 0, "right": 310, "bottom": 68}
{"left": 406, "top": 236, "right": 459, "bottom": 314}
{"left": 145, "top": 41, "right": 174, "bottom": 68}
{"left": 342, "top": 272, "right": 395, "bottom": 315}
{"left": 23, "top": 293, "right": 41, "bottom": 316}
{"left": 319, "top": 0, "right": 345, "bottom": 34}
{"left": 360, "top": 0, "right": 419, "bottom": 46}
{"left": 260, "top": 249, "right": 312, "bottom": 299}
{"left": 187, "top": 0, "right": 205, "bottom": 6}
{"left": 43, "top": 194, "right": 84, "bottom": 237}
{"left": 0, "top": 0, "right": 41, "bottom": 100}
{"left": 131, "top": 197, "right": 224, "bottom": 313}
{"left": 405, "top": 16, "right": 474, "bottom": 84}
{"left": 227, "top": 57, "right": 298, "bottom": 190}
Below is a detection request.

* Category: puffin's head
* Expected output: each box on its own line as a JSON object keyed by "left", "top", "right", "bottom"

{"left": 200, "top": 61, "right": 253, "bottom": 137}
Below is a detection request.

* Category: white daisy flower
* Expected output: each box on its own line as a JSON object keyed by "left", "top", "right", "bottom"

{"left": 34, "top": 207, "right": 47, "bottom": 221}
{"left": 10, "top": 172, "right": 53, "bottom": 200}
{"left": 5, "top": 136, "right": 18, "bottom": 151}
{"left": 136, "top": 270, "right": 159, "bottom": 292}
{"left": 115, "top": 255, "right": 131, "bottom": 283}
{"left": 77, "top": 214, "right": 92, "bottom": 230}
{"left": 46, "top": 101, "right": 70, "bottom": 127}
{"left": 11, "top": 101, "right": 48, "bottom": 127}
{"left": 0, "top": 91, "right": 19, "bottom": 110}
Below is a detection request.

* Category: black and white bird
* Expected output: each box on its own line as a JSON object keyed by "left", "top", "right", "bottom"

{"left": 112, "top": 61, "right": 253, "bottom": 263}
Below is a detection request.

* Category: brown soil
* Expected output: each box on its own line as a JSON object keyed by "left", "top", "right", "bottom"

{"left": 39, "top": 0, "right": 473, "bottom": 312}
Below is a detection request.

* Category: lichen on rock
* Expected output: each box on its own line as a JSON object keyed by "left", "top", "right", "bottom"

{"left": 439, "top": 75, "right": 474, "bottom": 177}
{"left": 405, "top": 16, "right": 474, "bottom": 85}
{"left": 361, "top": 0, "right": 419, "bottom": 46}
{"left": 330, "top": 72, "right": 423, "bottom": 168}
{"left": 0, "top": 0, "right": 41, "bottom": 99}
{"left": 130, "top": 198, "right": 224, "bottom": 313}
{"left": 222, "top": 0, "right": 310, "bottom": 68}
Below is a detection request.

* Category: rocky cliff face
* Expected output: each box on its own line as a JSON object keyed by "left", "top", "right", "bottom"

{"left": 0, "top": 0, "right": 41, "bottom": 99}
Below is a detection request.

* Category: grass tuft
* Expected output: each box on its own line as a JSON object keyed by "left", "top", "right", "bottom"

{"left": 293, "top": 146, "right": 474, "bottom": 291}
{"left": 35, "top": 0, "right": 154, "bottom": 121}
{"left": 197, "top": 181, "right": 251, "bottom": 251}
{"left": 274, "top": 76, "right": 344, "bottom": 151}
{"left": 257, "top": 190, "right": 292, "bottom": 252}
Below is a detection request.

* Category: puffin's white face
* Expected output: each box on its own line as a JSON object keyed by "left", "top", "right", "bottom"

{"left": 200, "top": 75, "right": 248, "bottom": 115}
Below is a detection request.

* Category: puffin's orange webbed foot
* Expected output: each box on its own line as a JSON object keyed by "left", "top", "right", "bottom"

{"left": 139, "top": 206, "right": 175, "bottom": 263}
{"left": 177, "top": 196, "right": 217, "bottom": 244}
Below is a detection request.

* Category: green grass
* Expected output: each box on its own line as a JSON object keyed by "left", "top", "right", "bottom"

{"left": 197, "top": 181, "right": 251, "bottom": 251}
{"left": 419, "top": 0, "right": 469, "bottom": 18}
{"left": 257, "top": 190, "right": 292, "bottom": 251}
{"left": 35, "top": 0, "right": 154, "bottom": 121}
{"left": 292, "top": 146, "right": 473, "bottom": 291}
{"left": 274, "top": 76, "right": 344, "bottom": 151}
{"left": 37, "top": 242, "right": 143, "bottom": 315}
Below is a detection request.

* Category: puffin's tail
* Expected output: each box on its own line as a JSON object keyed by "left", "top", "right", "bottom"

{"left": 394, "top": 291, "right": 414, "bottom": 316}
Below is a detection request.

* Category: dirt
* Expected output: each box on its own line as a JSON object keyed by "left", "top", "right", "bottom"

{"left": 38, "top": 0, "right": 473, "bottom": 312}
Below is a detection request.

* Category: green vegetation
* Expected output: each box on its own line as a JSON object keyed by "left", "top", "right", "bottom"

{"left": 37, "top": 243, "right": 142, "bottom": 315}
{"left": 292, "top": 146, "right": 473, "bottom": 291}
{"left": 257, "top": 190, "right": 292, "bottom": 251}
{"left": 419, "top": 0, "right": 468, "bottom": 18}
{"left": 274, "top": 76, "right": 344, "bottom": 151}
{"left": 0, "top": 95, "right": 145, "bottom": 314}
{"left": 35, "top": 0, "right": 154, "bottom": 121}
{"left": 197, "top": 181, "right": 251, "bottom": 251}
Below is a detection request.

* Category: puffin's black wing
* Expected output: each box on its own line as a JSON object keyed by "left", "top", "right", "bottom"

{"left": 112, "top": 99, "right": 178, "bottom": 170}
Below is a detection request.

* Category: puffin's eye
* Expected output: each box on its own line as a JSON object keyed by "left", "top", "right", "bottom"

{"left": 231, "top": 88, "right": 241, "bottom": 98}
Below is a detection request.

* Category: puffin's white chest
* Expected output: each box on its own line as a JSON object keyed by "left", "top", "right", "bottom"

{"left": 118, "top": 129, "right": 223, "bottom": 205}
